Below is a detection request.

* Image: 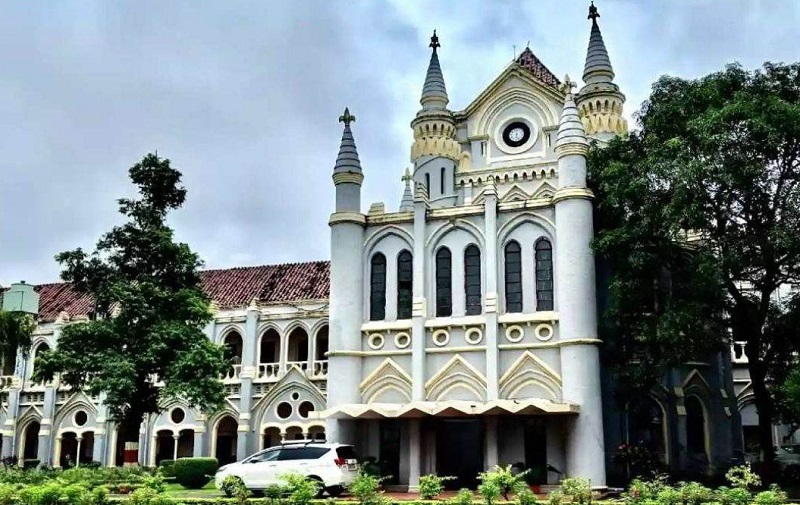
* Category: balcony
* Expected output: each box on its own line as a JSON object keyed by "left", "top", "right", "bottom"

{"left": 222, "top": 364, "right": 242, "bottom": 383}
{"left": 256, "top": 363, "right": 281, "bottom": 381}
{"left": 310, "top": 360, "right": 328, "bottom": 379}
{"left": 731, "top": 341, "right": 749, "bottom": 364}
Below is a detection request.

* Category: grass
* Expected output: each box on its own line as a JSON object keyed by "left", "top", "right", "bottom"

{"left": 163, "top": 481, "right": 223, "bottom": 499}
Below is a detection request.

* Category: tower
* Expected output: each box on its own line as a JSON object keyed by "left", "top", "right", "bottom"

{"left": 554, "top": 77, "right": 606, "bottom": 486}
{"left": 409, "top": 31, "right": 460, "bottom": 208}
{"left": 326, "top": 107, "right": 365, "bottom": 444}
{"left": 576, "top": 2, "right": 627, "bottom": 142}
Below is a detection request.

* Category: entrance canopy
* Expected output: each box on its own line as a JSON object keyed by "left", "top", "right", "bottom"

{"left": 314, "top": 399, "right": 579, "bottom": 420}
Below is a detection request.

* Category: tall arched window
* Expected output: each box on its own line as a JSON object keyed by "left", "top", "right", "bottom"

{"left": 425, "top": 173, "right": 431, "bottom": 196}
{"left": 535, "top": 238, "right": 554, "bottom": 311}
{"left": 464, "top": 245, "right": 481, "bottom": 316}
{"left": 397, "top": 250, "right": 413, "bottom": 319}
{"left": 440, "top": 167, "right": 446, "bottom": 195}
{"left": 370, "top": 253, "right": 387, "bottom": 321}
{"left": 504, "top": 241, "right": 523, "bottom": 313}
{"left": 435, "top": 247, "right": 452, "bottom": 317}
{"left": 685, "top": 396, "right": 707, "bottom": 457}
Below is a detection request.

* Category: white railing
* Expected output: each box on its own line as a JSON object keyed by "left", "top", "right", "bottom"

{"left": 256, "top": 363, "right": 281, "bottom": 381}
{"left": 285, "top": 361, "right": 309, "bottom": 373}
{"left": 222, "top": 364, "right": 242, "bottom": 382}
{"left": 731, "top": 341, "right": 749, "bottom": 364}
{"left": 310, "top": 361, "right": 328, "bottom": 378}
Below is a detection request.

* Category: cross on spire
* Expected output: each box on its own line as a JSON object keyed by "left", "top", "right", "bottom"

{"left": 401, "top": 167, "right": 413, "bottom": 184}
{"left": 339, "top": 107, "right": 355, "bottom": 126}
{"left": 429, "top": 30, "right": 441, "bottom": 52}
{"left": 588, "top": 1, "right": 600, "bottom": 25}
{"left": 559, "top": 74, "right": 576, "bottom": 95}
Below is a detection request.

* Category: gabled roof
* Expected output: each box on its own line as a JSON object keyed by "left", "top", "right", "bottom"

{"left": 515, "top": 47, "right": 561, "bottom": 89}
{"left": 12, "top": 261, "right": 331, "bottom": 323}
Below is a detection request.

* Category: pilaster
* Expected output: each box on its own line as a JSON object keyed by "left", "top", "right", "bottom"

{"left": 411, "top": 184, "right": 428, "bottom": 401}
{"left": 483, "top": 182, "right": 499, "bottom": 400}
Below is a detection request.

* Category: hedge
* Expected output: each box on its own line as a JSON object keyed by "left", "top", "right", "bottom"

{"left": 173, "top": 457, "right": 219, "bottom": 489}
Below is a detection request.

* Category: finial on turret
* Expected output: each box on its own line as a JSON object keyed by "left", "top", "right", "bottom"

{"left": 559, "top": 74, "right": 577, "bottom": 96}
{"left": 588, "top": 1, "right": 600, "bottom": 25}
{"left": 339, "top": 107, "right": 355, "bottom": 126}
{"left": 429, "top": 30, "right": 441, "bottom": 53}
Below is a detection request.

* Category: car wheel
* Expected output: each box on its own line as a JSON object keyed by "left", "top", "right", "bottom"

{"left": 308, "top": 476, "right": 325, "bottom": 498}
{"left": 326, "top": 485, "right": 344, "bottom": 498}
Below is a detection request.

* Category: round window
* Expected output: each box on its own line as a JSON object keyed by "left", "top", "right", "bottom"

{"left": 368, "top": 334, "right": 385, "bottom": 350}
{"left": 394, "top": 333, "right": 411, "bottom": 349}
{"left": 432, "top": 330, "right": 450, "bottom": 347}
{"left": 465, "top": 328, "right": 483, "bottom": 345}
{"left": 291, "top": 391, "right": 301, "bottom": 401}
{"left": 277, "top": 402, "right": 293, "bottom": 419}
{"left": 505, "top": 325, "right": 525, "bottom": 343}
{"left": 298, "top": 401, "right": 315, "bottom": 418}
{"left": 535, "top": 324, "right": 554, "bottom": 342}
{"left": 170, "top": 408, "right": 186, "bottom": 424}
{"left": 74, "top": 411, "right": 88, "bottom": 427}
{"left": 502, "top": 121, "right": 531, "bottom": 148}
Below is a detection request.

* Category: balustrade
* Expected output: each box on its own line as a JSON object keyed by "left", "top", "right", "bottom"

{"left": 256, "top": 363, "right": 281, "bottom": 381}
{"left": 310, "top": 361, "right": 328, "bottom": 378}
{"left": 731, "top": 341, "right": 749, "bottom": 364}
{"left": 222, "top": 364, "right": 242, "bottom": 382}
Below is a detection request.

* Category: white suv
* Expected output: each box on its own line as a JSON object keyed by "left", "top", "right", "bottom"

{"left": 215, "top": 442, "right": 359, "bottom": 496}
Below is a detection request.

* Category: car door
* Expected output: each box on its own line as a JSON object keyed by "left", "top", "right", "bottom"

{"left": 242, "top": 448, "right": 281, "bottom": 489}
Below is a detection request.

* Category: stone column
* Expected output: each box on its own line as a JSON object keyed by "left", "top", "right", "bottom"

{"left": 52, "top": 436, "right": 62, "bottom": 468}
{"left": 93, "top": 429, "right": 106, "bottom": 465}
{"left": 411, "top": 187, "right": 428, "bottom": 401}
{"left": 483, "top": 181, "right": 499, "bottom": 400}
{"left": 148, "top": 435, "right": 157, "bottom": 467}
{"left": 408, "top": 419, "right": 421, "bottom": 492}
{"left": 237, "top": 306, "right": 258, "bottom": 458}
{"left": 193, "top": 421, "right": 206, "bottom": 457}
{"left": 484, "top": 417, "right": 499, "bottom": 470}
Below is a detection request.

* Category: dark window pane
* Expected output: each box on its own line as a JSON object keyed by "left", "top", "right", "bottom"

{"left": 505, "top": 241, "right": 523, "bottom": 313}
{"left": 397, "top": 250, "right": 413, "bottom": 319}
{"left": 436, "top": 247, "right": 452, "bottom": 317}
{"left": 370, "top": 253, "right": 386, "bottom": 321}
{"left": 464, "top": 245, "right": 482, "bottom": 315}
{"left": 535, "top": 239, "right": 553, "bottom": 311}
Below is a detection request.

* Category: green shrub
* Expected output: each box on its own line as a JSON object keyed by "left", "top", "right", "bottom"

{"left": 715, "top": 486, "right": 750, "bottom": 505}
{"left": 656, "top": 486, "right": 681, "bottom": 505}
{"left": 478, "top": 480, "right": 501, "bottom": 505}
{"left": 450, "top": 488, "right": 475, "bottom": 505}
{"left": 625, "top": 475, "right": 670, "bottom": 504}
{"left": 264, "top": 483, "right": 286, "bottom": 504}
{"left": 753, "top": 486, "right": 788, "bottom": 505}
{"left": 280, "top": 472, "right": 320, "bottom": 505}
{"left": 158, "top": 460, "right": 176, "bottom": 478}
{"left": 677, "top": 481, "right": 713, "bottom": 505}
{"left": 126, "top": 488, "right": 177, "bottom": 505}
{"left": 0, "top": 483, "right": 15, "bottom": 505}
{"left": 419, "top": 474, "right": 455, "bottom": 500}
{"left": 349, "top": 471, "right": 386, "bottom": 505}
{"left": 173, "top": 457, "right": 219, "bottom": 489}
{"left": 517, "top": 487, "right": 537, "bottom": 505}
{"left": 91, "top": 486, "right": 110, "bottom": 505}
{"left": 725, "top": 465, "right": 761, "bottom": 490}
{"left": 478, "top": 465, "right": 528, "bottom": 501}
{"left": 221, "top": 475, "right": 250, "bottom": 499}
{"left": 561, "top": 477, "right": 592, "bottom": 505}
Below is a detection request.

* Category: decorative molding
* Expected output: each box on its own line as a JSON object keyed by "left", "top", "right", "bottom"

{"left": 328, "top": 212, "right": 366, "bottom": 226}
{"left": 552, "top": 188, "right": 594, "bottom": 204}
{"left": 332, "top": 172, "right": 364, "bottom": 185}
{"left": 425, "top": 355, "right": 487, "bottom": 401}
{"left": 425, "top": 345, "right": 486, "bottom": 354}
{"left": 498, "top": 338, "right": 601, "bottom": 350}
{"left": 498, "top": 312, "right": 559, "bottom": 325}
{"left": 328, "top": 350, "right": 412, "bottom": 357}
{"left": 554, "top": 142, "right": 589, "bottom": 158}
{"left": 361, "top": 320, "right": 412, "bottom": 333}
{"left": 499, "top": 350, "right": 562, "bottom": 400}
{"left": 360, "top": 358, "right": 412, "bottom": 403}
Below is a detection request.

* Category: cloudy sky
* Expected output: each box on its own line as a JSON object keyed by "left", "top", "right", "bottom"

{"left": 1, "top": 0, "right": 798, "bottom": 286}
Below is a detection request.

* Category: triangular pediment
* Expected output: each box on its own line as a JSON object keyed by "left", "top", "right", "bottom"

{"left": 499, "top": 351, "right": 562, "bottom": 400}
{"left": 500, "top": 184, "right": 531, "bottom": 203}
{"left": 425, "top": 355, "right": 487, "bottom": 401}
{"left": 360, "top": 358, "right": 412, "bottom": 403}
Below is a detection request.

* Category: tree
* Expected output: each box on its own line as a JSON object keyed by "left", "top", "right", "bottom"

{"left": 34, "top": 153, "right": 228, "bottom": 463}
{"left": 589, "top": 62, "right": 800, "bottom": 471}
{"left": 0, "top": 310, "right": 35, "bottom": 375}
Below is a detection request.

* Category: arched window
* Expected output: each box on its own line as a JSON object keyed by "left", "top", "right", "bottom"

{"left": 425, "top": 173, "right": 431, "bottom": 196}
{"left": 397, "top": 250, "right": 413, "bottom": 319}
{"left": 504, "top": 241, "right": 523, "bottom": 313}
{"left": 440, "top": 167, "right": 446, "bottom": 195}
{"left": 685, "top": 396, "right": 707, "bottom": 456}
{"left": 535, "top": 238, "right": 554, "bottom": 311}
{"left": 370, "top": 253, "right": 387, "bottom": 321}
{"left": 435, "top": 247, "right": 452, "bottom": 317}
{"left": 464, "top": 245, "right": 481, "bottom": 316}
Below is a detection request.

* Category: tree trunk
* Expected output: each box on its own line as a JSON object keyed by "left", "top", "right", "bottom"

{"left": 120, "top": 414, "right": 144, "bottom": 467}
{"left": 747, "top": 337, "right": 777, "bottom": 481}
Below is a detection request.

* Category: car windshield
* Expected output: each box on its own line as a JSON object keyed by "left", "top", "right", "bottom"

{"left": 245, "top": 449, "right": 280, "bottom": 463}
{"left": 336, "top": 446, "right": 358, "bottom": 460}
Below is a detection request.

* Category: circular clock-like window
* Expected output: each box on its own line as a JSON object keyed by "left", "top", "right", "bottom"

{"left": 502, "top": 121, "right": 531, "bottom": 148}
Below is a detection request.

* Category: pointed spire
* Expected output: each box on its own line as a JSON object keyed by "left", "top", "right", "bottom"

{"left": 420, "top": 30, "right": 449, "bottom": 110}
{"left": 582, "top": 1, "right": 615, "bottom": 86}
{"left": 556, "top": 76, "right": 588, "bottom": 153}
{"left": 399, "top": 168, "right": 414, "bottom": 212}
{"left": 333, "top": 107, "right": 362, "bottom": 174}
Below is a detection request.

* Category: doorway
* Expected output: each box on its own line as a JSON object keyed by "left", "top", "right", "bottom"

{"left": 436, "top": 419, "right": 484, "bottom": 489}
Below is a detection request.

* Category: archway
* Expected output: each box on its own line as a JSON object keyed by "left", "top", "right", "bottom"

{"left": 287, "top": 328, "right": 309, "bottom": 366}
{"left": 21, "top": 421, "right": 40, "bottom": 464}
{"left": 155, "top": 430, "right": 174, "bottom": 465}
{"left": 259, "top": 329, "right": 281, "bottom": 379}
{"left": 685, "top": 395, "right": 709, "bottom": 471}
{"left": 285, "top": 426, "right": 304, "bottom": 441}
{"left": 263, "top": 427, "right": 281, "bottom": 449}
{"left": 78, "top": 432, "right": 95, "bottom": 465}
{"left": 223, "top": 332, "right": 243, "bottom": 380}
{"left": 60, "top": 432, "right": 78, "bottom": 468}
{"left": 628, "top": 397, "right": 667, "bottom": 464}
{"left": 215, "top": 416, "right": 238, "bottom": 465}
{"left": 314, "top": 327, "right": 329, "bottom": 377}
{"left": 30, "top": 343, "right": 50, "bottom": 382}
{"left": 177, "top": 429, "right": 194, "bottom": 459}
{"left": 308, "top": 425, "right": 325, "bottom": 441}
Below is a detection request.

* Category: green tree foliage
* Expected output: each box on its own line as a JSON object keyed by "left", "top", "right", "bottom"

{"left": 33, "top": 153, "right": 228, "bottom": 453}
{"left": 589, "top": 62, "right": 800, "bottom": 468}
{"left": 0, "top": 310, "right": 35, "bottom": 377}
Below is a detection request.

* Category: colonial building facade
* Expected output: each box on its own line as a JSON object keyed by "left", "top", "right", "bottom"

{"left": 0, "top": 4, "right": 762, "bottom": 491}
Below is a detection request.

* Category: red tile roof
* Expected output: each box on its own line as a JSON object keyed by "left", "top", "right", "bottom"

{"left": 515, "top": 47, "right": 561, "bottom": 89}
{"left": 13, "top": 261, "right": 331, "bottom": 322}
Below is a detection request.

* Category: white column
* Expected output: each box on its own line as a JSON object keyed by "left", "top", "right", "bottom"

{"left": 76, "top": 437, "right": 82, "bottom": 467}
{"left": 485, "top": 417, "right": 499, "bottom": 470}
{"left": 408, "top": 420, "right": 421, "bottom": 492}
{"left": 53, "top": 436, "right": 62, "bottom": 468}
{"left": 484, "top": 182, "right": 499, "bottom": 400}
{"left": 411, "top": 193, "right": 428, "bottom": 401}
{"left": 148, "top": 435, "right": 157, "bottom": 467}
{"left": 172, "top": 434, "right": 179, "bottom": 461}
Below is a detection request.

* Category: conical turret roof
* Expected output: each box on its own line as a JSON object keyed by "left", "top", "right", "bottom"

{"left": 333, "top": 107, "right": 362, "bottom": 174}
{"left": 556, "top": 78, "right": 588, "bottom": 151}
{"left": 399, "top": 168, "right": 414, "bottom": 212}
{"left": 420, "top": 30, "right": 449, "bottom": 110}
{"left": 582, "top": 2, "right": 615, "bottom": 86}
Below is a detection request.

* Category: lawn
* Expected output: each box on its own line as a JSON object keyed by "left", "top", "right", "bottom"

{"left": 163, "top": 481, "right": 223, "bottom": 499}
